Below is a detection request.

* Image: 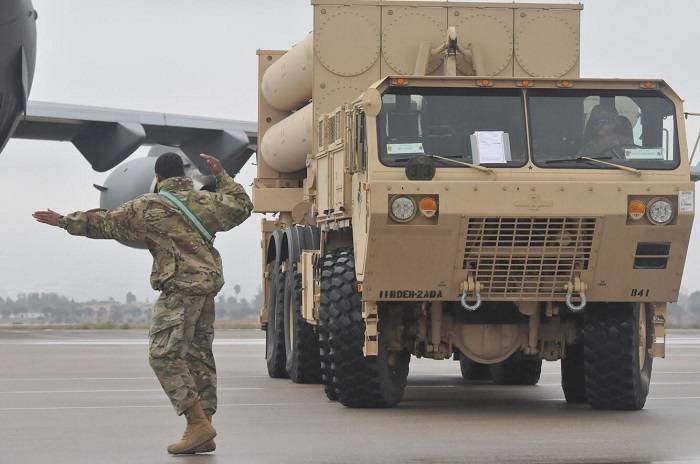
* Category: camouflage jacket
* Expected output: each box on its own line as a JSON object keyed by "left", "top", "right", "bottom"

{"left": 59, "top": 172, "right": 253, "bottom": 295}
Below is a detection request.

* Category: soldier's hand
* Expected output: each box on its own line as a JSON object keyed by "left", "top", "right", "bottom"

{"left": 32, "top": 209, "right": 63, "bottom": 227}
{"left": 200, "top": 153, "right": 224, "bottom": 176}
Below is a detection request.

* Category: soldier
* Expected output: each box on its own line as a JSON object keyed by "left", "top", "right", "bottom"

{"left": 32, "top": 152, "right": 253, "bottom": 455}
{"left": 580, "top": 104, "right": 634, "bottom": 159}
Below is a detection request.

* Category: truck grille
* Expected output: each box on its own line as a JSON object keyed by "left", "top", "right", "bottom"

{"left": 463, "top": 217, "right": 597, "bottom": 298}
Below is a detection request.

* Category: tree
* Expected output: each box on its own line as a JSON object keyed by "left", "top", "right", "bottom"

{"left": 234, "top": 284, "right": 241, "bottom": 296}
{"left": 126, "top": 292, "right": 137, "bottom": 304}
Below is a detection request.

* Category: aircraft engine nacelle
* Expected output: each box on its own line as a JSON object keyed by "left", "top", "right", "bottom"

{"left": 97, "top": 147, "right": 213, "bottom": 249}
{"left": 98, "top": 156, "right": 157, "bottom": 213}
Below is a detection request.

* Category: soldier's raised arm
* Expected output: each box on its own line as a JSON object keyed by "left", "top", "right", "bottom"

{"left": 201, "top": 154, "right": 253, "bottom": 232}
{"left": 57, "top": 198, "right": 148, "bottom": 242}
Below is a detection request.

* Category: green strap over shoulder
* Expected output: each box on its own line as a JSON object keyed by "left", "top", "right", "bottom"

{"left": 159, "top": 189, "right": 215, "bottom": 243}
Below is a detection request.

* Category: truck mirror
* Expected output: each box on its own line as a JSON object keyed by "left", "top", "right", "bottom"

{"left": 361, "top": 89, "right": 382, "bottom": 117}
{"left": 350, "top": 111, "right": 368, "bottom": 174}
{"left": 405, "top": 155, "right": 436, "bottom": 181}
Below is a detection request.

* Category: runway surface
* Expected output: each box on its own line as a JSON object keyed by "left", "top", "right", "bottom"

{"left": 1, "top": 329, "right": 699, "bottom": 464}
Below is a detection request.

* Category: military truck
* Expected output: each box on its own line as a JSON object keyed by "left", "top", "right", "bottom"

{"left": 254, "top": 0, "right": 696, "bottom": 410}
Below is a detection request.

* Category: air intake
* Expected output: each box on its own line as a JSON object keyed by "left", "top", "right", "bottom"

{"left": 634, "top": 242, "right": 670, "bottom": 270}
{"left": 463, "top": 217, "right": 597, "bottom": 298}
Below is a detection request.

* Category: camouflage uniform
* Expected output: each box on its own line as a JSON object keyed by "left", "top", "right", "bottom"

{"left": 58, "top": 171, "right": 253, "bottom": 416}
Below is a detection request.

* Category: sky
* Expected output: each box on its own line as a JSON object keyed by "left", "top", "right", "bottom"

{"left": 1, "top": 0, "right": 699, "bottom": 302}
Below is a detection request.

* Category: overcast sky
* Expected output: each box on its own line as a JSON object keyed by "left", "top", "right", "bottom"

{"left": 1, "top": 0, "right": 699, "bottom": 302}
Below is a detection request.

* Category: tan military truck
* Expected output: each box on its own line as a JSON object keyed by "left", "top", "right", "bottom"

{"left": 254, "top": 0, "right": 696, "bottom": 410}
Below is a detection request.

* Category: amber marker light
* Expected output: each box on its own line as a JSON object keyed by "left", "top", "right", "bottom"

{"left": 516, "top": 79, "right": 533, "bottom": 87}
{"left": 640, "top": 81, "right": 658, "bottom": 89}
{"left": 476, "top": 79, "right": 493, "bottom": 87}
{"left": 557, "top": 80, "right": 574, "bottom": 88}
{"left": 628, "top": 200, "right": 646, "bottom": 221}
{"left": 419, "top": 196, "right": 439, "bottom": 218}
{"left": 392, "top": 77, "right": 409, "bottom": 86}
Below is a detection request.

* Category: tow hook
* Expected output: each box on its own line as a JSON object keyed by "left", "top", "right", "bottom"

{"left": 565, "top": 277, "right": 588, "bottom": 313}
{"left": 460, "top": 276, "right": 482, "bottom": 312}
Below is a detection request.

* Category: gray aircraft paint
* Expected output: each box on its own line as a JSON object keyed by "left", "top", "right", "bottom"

{"left": 0, "top": 0, "right": 37, "bottom": 154}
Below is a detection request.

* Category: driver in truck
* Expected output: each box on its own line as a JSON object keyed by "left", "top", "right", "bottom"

{"left": 580, "top": 104, "right": 634, "bottom": 159}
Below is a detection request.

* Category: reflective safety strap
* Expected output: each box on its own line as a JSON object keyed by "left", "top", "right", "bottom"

{"left": 159, "top": 189, "right": 215, "bottom": 243}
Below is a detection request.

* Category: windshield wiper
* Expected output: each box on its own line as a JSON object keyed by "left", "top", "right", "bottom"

{"left": 546, "top": 155, "right": 641, "bottom": 176}
{"left": 428, "top": 154, "right": 494, "bottom": 174}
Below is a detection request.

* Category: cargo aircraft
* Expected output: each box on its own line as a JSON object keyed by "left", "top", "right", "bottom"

{"left": 0, "top": 0, "right": 258, "bottom": 247}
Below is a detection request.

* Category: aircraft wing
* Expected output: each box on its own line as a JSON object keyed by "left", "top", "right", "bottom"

{"left": 12, "top": 100, "right": 258, "bottom": 173}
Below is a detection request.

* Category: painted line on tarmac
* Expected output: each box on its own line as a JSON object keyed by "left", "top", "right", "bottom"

{"left": 541, "top": 381, "right": 700, "bottom": 386}
{"left": 407, "top": 385, "right": 457, "bottom": 388}
{"left": 543, "top": 396, "right": 700, "bottom": 401}
{"left": 0, "top": 375, "right": 269, "bottom": 382}
{"left": 647, "top": 396, "right": 700, "bottom": 400}
{"left": 0, "top": 402, "right": 320, "bottom": 412}
{"left": 407, "top": 383, "right": 698, "bottom": 389}
{"left": 543, "top": 371, "right": 700, "bottom": 376}
{"left": 666, "top": 338, "right": 700, "bottom": 345}
{"left": 0, "top": 339, "right": 266, "bottom": 346}
{"left": 1, "top": 338, "right": 698, "bottom": 347}
{"left": 0, "top": 387, "right": 262, "bottom": 394}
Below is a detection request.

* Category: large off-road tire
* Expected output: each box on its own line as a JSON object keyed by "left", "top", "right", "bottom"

{"left": 283, "top": 262, "right": 321, "bottom": 383}
{"left": 489, "top": 352, "right": 542, "bottom": 385}
{"left": 459, "top": 357, "right": 492, "bottom": 381}
{"left": 318, "top": 275, "right": 338, "bottom": 401}
{"left": 584, "top": 302, "right": 653, "bottom": 410}
{"left": 561, "top": 341, "right": 587, "bottom": 404}
{"left": 265, "top": 265, "right": 288, "bottom": 379}
{"left": 324, "top": 250, "right": 409, "bottom": 408}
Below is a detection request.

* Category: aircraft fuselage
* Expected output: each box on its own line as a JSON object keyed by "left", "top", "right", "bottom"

{"left": 0, "top": 0, "right": 37, "bottom": 154}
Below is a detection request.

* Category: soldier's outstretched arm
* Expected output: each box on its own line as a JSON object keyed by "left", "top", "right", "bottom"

{"left": 34, "top": 199, "right": 148, "bottom": 241}
{"left": 201, "top": 154, "right": 254, "bottom": 232}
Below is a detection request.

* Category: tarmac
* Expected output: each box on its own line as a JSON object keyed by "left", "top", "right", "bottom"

{"left": 1, "top": 328, "right": 699, "bottom": 464}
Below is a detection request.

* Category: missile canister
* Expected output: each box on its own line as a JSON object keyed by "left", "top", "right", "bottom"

{"left": 261, "top": 33, "right": 313, "bottom": 112}
{"left": 260, "top": 103, "right": 312, "bottom": 173}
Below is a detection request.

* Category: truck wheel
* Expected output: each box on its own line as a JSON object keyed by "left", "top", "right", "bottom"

{"left": 318, "top": 268, "right": 338, "bottom": 400}
{"left": 561, "top": 341, "right": 587, "bottom": 403}
{"left": 283, "top": 262, "right": 321, "bottom": 383}
{"left": 584, "top": 303, "right": 653, "bottom": 410}
{"left": 325, "top": 250, "right": 409, "bottom": 408}
{"left": 459, "top": 357, "right": 492, "bottom": 381}
{"left": 265, "top": 265, "right": 288, "bottom": 379}
{"left": 489, "top": 352, "right": 542, "bottom": 385}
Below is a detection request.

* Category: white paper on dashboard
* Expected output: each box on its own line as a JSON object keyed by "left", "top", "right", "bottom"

{"left": 470, "top": 131, "right": 510, "bottom": 164}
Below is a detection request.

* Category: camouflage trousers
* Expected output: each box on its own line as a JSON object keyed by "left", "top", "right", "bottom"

{"left": 148, "top": 292, "right": 217, "bottom": 416}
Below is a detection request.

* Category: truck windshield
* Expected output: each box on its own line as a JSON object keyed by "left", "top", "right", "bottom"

{"left": 528, "top": 89, "right": 679, "bottom": 170}
{"left": 377, "top": 88, "right": 528, "bottom": 168}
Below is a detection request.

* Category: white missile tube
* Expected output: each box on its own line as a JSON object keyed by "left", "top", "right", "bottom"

{"left": 261, "top": 33, "right": 313, "bottom": 112}
{"left": 261, "top": 103, "right": 313, "bottom": 173}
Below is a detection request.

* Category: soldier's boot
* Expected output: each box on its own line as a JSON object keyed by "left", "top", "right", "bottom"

{"left": 189, "top": 415, "right": 216, "bottom": 453}
{"left": 167, "top": 401, "right": 217, "bottom": 455}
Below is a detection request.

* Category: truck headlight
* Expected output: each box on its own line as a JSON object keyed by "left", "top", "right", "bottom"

{"left": 390, "top": 196, "right": 417, "bottom": 223}
{"left": 646, "top": 198, "right": 674, "bottom": 225}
